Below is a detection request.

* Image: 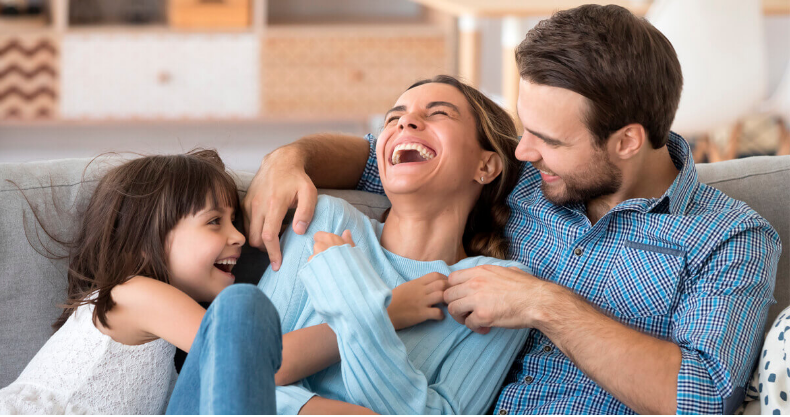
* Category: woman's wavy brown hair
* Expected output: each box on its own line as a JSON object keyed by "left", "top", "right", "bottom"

{"left": 406, "top": 75, "right": 520, "bottom": 259}
{"left": 51, "top": 149, "right": 239, "bottom": 331}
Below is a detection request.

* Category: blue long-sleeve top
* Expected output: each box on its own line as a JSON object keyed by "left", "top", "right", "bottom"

{"left": 258, "top": 195, "right": 531, "bottom": 415}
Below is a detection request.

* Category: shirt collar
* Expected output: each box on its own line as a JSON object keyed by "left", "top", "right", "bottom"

{"left": 647, "top": 131, "right": 699, "bottom": 215}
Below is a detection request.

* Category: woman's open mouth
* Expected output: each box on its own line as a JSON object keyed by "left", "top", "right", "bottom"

{"left": 391, "top": 143, "right": 436, "bottom": 165}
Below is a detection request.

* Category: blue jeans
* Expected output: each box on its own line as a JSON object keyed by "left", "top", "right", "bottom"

{"left": 166, "top": 284, "right": 282, "bottom": 415}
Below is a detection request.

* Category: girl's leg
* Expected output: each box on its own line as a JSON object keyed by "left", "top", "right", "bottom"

{"left": 166, "top": 284, "right": 282, "bottom": 415}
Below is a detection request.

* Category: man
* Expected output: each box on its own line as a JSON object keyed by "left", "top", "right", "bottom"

{"left": 243, "top": 5, "right": 780, "bottom": 414}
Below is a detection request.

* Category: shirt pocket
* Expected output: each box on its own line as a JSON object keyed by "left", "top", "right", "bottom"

{"left": 604, "top": 240, "right": 686, "bottom": 318}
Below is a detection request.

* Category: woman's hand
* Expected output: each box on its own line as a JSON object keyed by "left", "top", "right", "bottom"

{"left": 308, "top": 230, "right": 355, "bottom": 261}
{"left": 387, "top": 272, "right": 449, "bottom": 330}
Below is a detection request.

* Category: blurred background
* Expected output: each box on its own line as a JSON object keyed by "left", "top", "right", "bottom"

{"left": 0, "top": 0, "right": 788, "bottom": 172}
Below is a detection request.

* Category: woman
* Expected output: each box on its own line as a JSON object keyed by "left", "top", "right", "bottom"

{"left": 256, "top": 75, "right": 531, "bottom": 414}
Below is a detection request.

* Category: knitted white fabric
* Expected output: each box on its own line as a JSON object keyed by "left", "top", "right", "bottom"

{"left": 0, "top": 302, "right": 177, "bottom": 414}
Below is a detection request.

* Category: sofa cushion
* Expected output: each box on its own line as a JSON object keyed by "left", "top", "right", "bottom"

{"left": 0, "top": 155, "right": 787, "bottom": 390}
{"left": 696, "top": 155, "right": 790, "bottom": 334}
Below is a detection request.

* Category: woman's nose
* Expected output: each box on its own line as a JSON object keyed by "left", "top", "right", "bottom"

{"left": 398, "top": 112, "right": 423, "bottom": 131}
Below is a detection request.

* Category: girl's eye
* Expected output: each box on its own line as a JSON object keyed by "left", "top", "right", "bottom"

{"left": 430, "top": 111, "right": 448, "bottom": 117}
{"left": 386, "top": 116, "right": 400, "bottom": 125}
{"left": 208, "top": 218, "right": 221, "bottom": 225}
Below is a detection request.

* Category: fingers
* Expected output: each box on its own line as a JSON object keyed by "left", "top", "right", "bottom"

{"left": 292, "top": 185, "right": 317, "bottom": 235}
{"left": 261, "top": 201, "right": 289, "bottom": 271}
{"left": 341, "top": 230, "right": 355, "bottom": 247}
{"left": 425, "top": 290, "right": 445, "bottom": 306}
{"left": 465, "top": 312, "right": 492, "bottom": 335}
{"left": 425, "top": 307, "right": 444, "bottom": 322}
{"left": 425, "top": 278, "right": 449, "bottom": 294}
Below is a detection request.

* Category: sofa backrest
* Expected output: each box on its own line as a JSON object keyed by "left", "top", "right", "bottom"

{"left": 0, "top": 155, "right": 787, "bottom": 389}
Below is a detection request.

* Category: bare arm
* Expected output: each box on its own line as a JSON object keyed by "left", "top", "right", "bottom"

{"left": 243, "top": 133, "right": 370, "bottom": 270}
{"left": 444, "top": 266, "right": 680, "bottom": 415}
{"left": 103, "top": 276, "right": 205, "bottom": 353}
{"left": 276, "top": 271, "right": 449, "bottom": 386}
{"left": 299, "top": 396, "right": 377, "bottom": 414}
{"left": 534, "top": 284, "right": 680, "bottom": 415}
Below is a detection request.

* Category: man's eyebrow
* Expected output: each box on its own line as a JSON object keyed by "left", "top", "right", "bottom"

{"left": 526, "top": 128, "right": 564, "bottom": 145}
{"left": 384, "top": 105, "right": 407, "bottom": 120}
{"left": 426, "top": 101, "right": 461, "bottom": 114}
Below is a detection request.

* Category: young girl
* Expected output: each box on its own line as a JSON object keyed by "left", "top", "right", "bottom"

{"left": 0, "top": 149, "right": 266, "bottom": 414}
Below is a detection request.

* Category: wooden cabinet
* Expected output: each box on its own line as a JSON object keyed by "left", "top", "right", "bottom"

{"left": 168, "top": 0, "right": 250, "bottom": 30}
{"left": 61, "top": 33, "right": 259, "bottom": 119}
{"left": 0, "top": 0, "right": 452, "bottom": 123}
{"left": 0, "top": 35, "right": 59, "bottom": 120}
{"left": 263, "top": 25, "right": 447, "bottom": 119}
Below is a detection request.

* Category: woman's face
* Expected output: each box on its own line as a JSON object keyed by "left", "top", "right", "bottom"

{"left": 377, "top": 82, "right": 485, "bottom": 198}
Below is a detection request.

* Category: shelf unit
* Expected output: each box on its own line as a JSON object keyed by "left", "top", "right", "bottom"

{"left": 0, "top": 0, "right": 454, "bottom": 123}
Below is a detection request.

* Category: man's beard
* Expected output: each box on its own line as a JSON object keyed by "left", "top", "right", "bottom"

{"left": 540, "top": 153, "right": 622, "bottom": 206}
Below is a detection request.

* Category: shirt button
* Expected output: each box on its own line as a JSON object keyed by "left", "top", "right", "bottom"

{"left": 543, "top": 345, "right": 553, "bottom": 352}
{"left": 524, "top": 375, "right": 534, "bottom": 384}
{"left": 574, "top": 247, "right": 583, "bottom": 256}
{"left": 498, "top": 409, "right": 508, "bottom": 415}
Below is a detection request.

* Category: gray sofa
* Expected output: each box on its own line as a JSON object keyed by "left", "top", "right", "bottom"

{"left": 1, "top": 155, "right": 788, "bottom": 397}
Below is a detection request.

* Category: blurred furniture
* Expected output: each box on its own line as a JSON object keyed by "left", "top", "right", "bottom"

{"left": 168, "top": 0, "right": 249, "bottom": 29}
{"left": 411, "top": 0, "right": 788, "bottom": 122}
{"left": 647, "top": 0, "right": 767, "bottom": 162}
{"left": 0, "top": 34, "right": 59, "bottom": 120}
{"left": 0, "top": 0, "right": 451, "bottom": 123}
{"left": 764, "top": 55, "right": 790, "bottom": 156}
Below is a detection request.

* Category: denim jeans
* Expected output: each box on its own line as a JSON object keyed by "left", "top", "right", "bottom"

{"left": 166, "top": 284, "right": 282, "bottom": 414}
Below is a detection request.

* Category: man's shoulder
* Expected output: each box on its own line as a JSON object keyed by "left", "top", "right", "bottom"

{"left": 686, "top": 182, "right": 777, "bottom": 235}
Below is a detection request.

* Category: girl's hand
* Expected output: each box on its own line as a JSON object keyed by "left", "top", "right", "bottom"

{"left": 308, "top": 230, "right": 355, "bottom": 261}
{"left": 387, "top": 272, "right": 449, "bottom": 330}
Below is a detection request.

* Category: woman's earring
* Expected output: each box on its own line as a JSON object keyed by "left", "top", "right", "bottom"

{"left": 480, "top": 176, "right": 485, "bottom": 183}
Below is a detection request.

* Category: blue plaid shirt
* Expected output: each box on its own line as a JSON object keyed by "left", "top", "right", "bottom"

{"left": 356, "top": 132, "right": 781, "bottom": 414}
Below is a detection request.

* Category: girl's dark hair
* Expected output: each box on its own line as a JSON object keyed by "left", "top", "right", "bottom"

{"left": 406, "top": 75, "right": 520, "bottom": 259}
{"left": 52, "top": 149, "right": 239, "bottom": 331}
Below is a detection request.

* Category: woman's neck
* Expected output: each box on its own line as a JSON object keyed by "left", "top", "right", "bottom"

{"left": 379, "top": 196, "right": 470, "bottom": 265}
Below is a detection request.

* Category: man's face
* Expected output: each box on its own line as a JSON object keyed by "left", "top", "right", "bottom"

{"left": 515, "top": 79, "right": 622, "bottom": 206}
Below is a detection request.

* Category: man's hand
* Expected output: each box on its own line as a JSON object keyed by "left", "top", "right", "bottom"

{"left": 243, "top": 147, "right": 318, "bottom": 271}
{"left": 308, "top": 230, "right": 355, "bottom": 262}
{"left": 443, "top": 265, "right": 550, "bottom": 334}
{"left": 387, "top": 272, "right": 449, "bottom": 330}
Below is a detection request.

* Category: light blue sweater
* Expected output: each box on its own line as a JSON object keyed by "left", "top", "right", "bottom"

{"left": 258, "top": 195, "right": 531, "bottom": 415}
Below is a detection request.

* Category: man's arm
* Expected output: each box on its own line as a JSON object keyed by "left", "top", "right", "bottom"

{"left": 445, "top": 218, "right": 780, "bottom": 415}
{"left": 443, "top": 265, "right": 680, "bottom": 414}
{"left": 243, "top": 133, "right": 369, "bottom": 269}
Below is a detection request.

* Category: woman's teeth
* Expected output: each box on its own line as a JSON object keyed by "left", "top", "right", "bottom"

{"left": 392, "top": 143, "right": 436, "bottom": 165}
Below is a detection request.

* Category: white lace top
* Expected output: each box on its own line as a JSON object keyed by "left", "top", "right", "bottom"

{"left": 0, "top": 302, "right": 177, "bottom": 414}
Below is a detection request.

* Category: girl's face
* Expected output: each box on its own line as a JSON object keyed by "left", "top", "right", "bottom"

{"left": 376, "top": 83, "right": 487, "bottom": 198}
{"left": 165, "top": 197, "right": 245, "bottom": 302}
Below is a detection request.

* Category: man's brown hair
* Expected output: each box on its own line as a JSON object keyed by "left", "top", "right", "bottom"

{"left": 515, "top": 4, "right": 683, "bottom": 148}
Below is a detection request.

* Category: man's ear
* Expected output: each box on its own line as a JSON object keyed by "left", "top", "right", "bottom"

{"left": 477, "top": 151, "right": 503, "bottom": 184}
{"left": 611, "top": 124, "right": 647, "bottom": 160}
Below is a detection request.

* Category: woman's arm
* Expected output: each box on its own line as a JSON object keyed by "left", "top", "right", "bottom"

{"left": 298, "top": 245, "right": 529, "bottom": 414}
{"left": 277, "top": 273, "right": 450, "bottom": 386}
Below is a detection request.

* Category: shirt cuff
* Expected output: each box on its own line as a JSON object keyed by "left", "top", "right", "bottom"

{"left": 676, "top": 347, "right": 726, "bottom": 414}
{"left": 356, "top": 133, "right": 384, "bottom": 195}
{"left": 276, "top": 385, "right": 317, "bottom": 415}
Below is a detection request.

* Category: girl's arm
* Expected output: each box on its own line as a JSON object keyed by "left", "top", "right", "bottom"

{"left": 102, "top": 276, "right": 205, "bottom": 352}
{"left": 276, "top": 273, "right": 449, "bottom": 386}
{"left": 299, "top": 245, "right": 529, "bottom": 415}
{"left": 299, "top": 396, "right": 377, "bottom": 415}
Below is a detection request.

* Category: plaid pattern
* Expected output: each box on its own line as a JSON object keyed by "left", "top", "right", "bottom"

{"left": 357, "top": 132, "right": 781, "bottom": 414}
